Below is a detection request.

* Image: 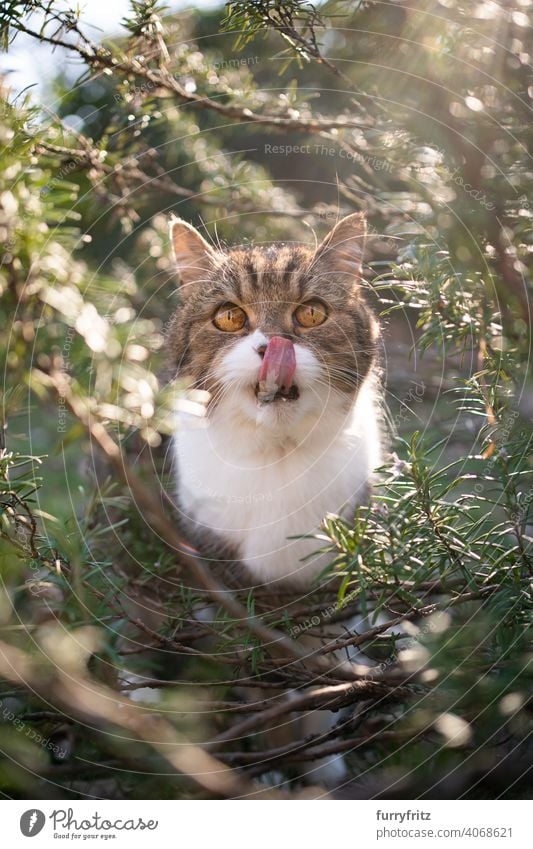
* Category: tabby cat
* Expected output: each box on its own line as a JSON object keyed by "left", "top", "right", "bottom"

{"left": 168, "top": 212, "right": 382, "bottom": 589}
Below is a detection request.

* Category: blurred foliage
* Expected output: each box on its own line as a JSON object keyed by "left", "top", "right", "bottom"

{"left": 0, "top": 0, "right": 531, "bottom": 799}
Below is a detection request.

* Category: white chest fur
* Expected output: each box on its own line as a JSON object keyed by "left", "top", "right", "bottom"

{"left": 174, "top": 379, "right": 381, "bottom": 589}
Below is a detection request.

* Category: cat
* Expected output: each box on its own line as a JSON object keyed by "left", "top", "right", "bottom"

{"left": 168, "top": 212, "right": 382, "bottom": 588}
{"left": 167, "top": 212, "right": 383, "bottom": 785}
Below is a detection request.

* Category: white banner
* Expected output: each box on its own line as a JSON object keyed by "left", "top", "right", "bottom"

{"left": 1, "top": 800, "right": 529, "bottom": 848}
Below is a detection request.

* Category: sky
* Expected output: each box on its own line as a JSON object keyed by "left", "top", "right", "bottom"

{"left": 0, "top": 0, "right": 220, "bottom": 101}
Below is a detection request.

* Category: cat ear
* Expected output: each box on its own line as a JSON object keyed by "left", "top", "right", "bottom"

{"left": 314, "top": 212, "right": 367, "bottom": 279}
{"left": 170, "top": 217, "right": 219, "bottom": 292}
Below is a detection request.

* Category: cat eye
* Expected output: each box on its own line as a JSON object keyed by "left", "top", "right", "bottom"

{"left": 213, "top": 302, "right": 247, "bottom": 332}
{"left": 294, "top": 300, "right": 328, "bottom": 328}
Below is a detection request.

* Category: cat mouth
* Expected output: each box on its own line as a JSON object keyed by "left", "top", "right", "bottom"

{"left": 254, "top": 383, "right": 300, "bottom": 404}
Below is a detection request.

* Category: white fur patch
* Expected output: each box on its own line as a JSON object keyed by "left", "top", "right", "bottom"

{"left": 173, "top": 332, "right": 381, "bottom": 588}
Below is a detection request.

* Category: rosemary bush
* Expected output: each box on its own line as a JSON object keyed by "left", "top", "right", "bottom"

{"left": 0, "top": 0, "right": 531, "bottom": 799}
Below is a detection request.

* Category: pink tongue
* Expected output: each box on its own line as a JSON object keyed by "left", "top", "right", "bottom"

{"left": 258, "top": 336, "right": 296, "bottom": 397}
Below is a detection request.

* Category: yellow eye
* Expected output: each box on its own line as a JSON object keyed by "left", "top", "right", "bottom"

{"left": 294, "top": 300, "right": 327, "bottom": 328}
{"left": 213, "top": 303, "right": 247, "bottom": 332}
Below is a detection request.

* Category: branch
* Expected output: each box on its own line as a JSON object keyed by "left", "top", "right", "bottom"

{"left": 0, "top": 638, "right": 266, "bottom": 798}
{"left": 207, "top": 678, "right": 411, "bottom": 752}
{"left": 319, "top": 584, "right": 501, "bottom": 655}
{"left": 238, "top": 730, "right": 410, "bottom": 776}
{"left": 14, "top": 20, "right": 372, "bottom": 135}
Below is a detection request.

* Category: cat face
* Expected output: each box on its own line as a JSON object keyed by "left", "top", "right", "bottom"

{"left": 167, "top": 214, "right": 379, "bottom": 435}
